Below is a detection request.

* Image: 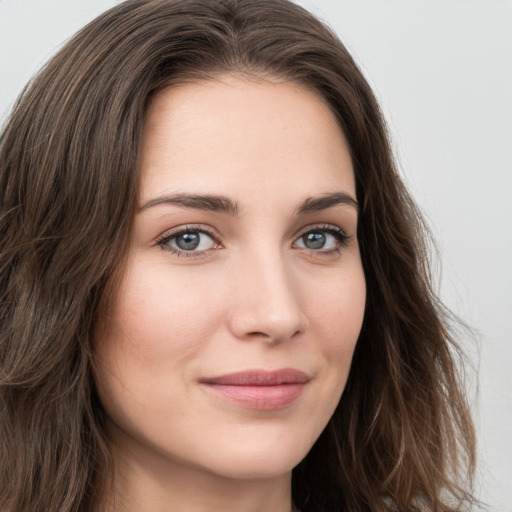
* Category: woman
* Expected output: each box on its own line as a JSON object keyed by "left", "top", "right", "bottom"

{"left": 0, "top": 0, "right": 477, "bottom": 511}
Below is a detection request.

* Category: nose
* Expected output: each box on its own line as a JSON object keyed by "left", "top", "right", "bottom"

{"left": 227, "top": 252, "right": 308, "bottom": 343}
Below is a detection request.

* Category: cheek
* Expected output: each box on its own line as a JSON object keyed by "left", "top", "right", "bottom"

{"left": 309, "top": 265, "right": 366, "bottom": 351}
{"left": 98, "top": 258, "right": 221, "bottom": 365}
{"left": 92, "top": 260, "right": 217, "bottom": 424}
{"left": 307, "top": 265, "right": 366, "bottom": 395}
{"left": 289, "top": 266, "right": 365, "bottom": 446}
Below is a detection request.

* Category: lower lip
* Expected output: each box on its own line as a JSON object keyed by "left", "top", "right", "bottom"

{"left": 201, "top": 383, "right": 306, "bottom": 410}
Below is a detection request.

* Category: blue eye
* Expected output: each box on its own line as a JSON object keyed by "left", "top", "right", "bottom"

{"left": 174, "top": 232, "right": 202, "bottom": 250}
{"left": 158, "top": 228, "right": 218, "bottom": 254}
{"left": 294, "top": 226, "right": 349, "bottom": 252}
{"left": 302, "top": 232, "right": 328, "bottom": 249}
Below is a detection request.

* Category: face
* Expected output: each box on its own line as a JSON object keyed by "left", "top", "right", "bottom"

{"left": 94, "top": 75, "right": 366, "bottom": 483}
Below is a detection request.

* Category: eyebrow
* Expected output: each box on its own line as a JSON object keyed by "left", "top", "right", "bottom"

{"left": 296, "top": 192, "right": 359, "bottom": 215}
{"left": 140, "top": 193, "right": 241, "bottom": 215}
{"left": 139, "top": 191, "right": 359, "bottom": 216}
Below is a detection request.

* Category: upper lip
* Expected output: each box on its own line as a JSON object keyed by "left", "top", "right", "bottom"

{"left": 199, "top": 368, "right": 310, "bottom": 386}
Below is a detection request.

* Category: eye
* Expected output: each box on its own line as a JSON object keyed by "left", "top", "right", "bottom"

{"left": 294, "top": 226, "right": 350, "bottom": 253}
{"left": 157, "top": 226, "right": 219, "bottom": 256}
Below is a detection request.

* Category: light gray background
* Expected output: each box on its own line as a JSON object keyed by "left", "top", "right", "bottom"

{"left": 1, "top": 1, "right": 510, "bottom": 510}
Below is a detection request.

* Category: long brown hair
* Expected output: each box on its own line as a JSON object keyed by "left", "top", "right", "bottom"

{"left": 0, "top": 1, "right": 476, "bottom": 510}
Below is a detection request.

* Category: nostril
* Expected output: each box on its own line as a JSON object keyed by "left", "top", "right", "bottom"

{"left": 245, "top": 330, "right": 275, "bottom": 341}
{"left": 242, "top": 327, "right": 303, "bottom": 343}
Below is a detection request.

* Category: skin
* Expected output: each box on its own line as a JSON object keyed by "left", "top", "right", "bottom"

{"left": 94, "top": 75, "right": 366, "bottom": 512}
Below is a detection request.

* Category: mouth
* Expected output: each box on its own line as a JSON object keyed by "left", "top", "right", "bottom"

{"left": 199, "top": 369, "right": 309, "bottom": 410}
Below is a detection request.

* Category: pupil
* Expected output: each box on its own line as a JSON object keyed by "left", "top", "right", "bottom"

{"left": 304, "top": 232, "right": 325, "bottom": 249}
{"left": 176, "top": 232, "right": 200, "bottom": 250}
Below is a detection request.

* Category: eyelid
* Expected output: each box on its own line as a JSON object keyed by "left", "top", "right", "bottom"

{"left": 294, "top": 223, "right": 349, "bottom": 239}
{"left": 154, "top": 222, "right": 351, "bottom": 259}
{"left": 155, "top": 224, "right": 222, "bottom": 257}
{"left": 293, "top": 223, "right": 351, "bottom": 252}
{"left": 155, "top": 224, "right": 216, "bottom": 243}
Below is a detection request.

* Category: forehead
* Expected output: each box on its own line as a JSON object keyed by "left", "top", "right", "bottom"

{"left": 140, "top": 75, "right": 355, "bottom": 204}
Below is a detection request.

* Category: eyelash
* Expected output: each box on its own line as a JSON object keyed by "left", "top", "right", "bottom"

{"left": 295, "top": 224, "right": 351, "bottom": 256}
{"left": 156, "top": 225, "right": 219, "bottom": 258}
{"left": 155, "top": 223, "right": 351, "bottom": 258}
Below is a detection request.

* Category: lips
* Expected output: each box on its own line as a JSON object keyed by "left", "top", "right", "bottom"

{"left": 199, "top": 369, "right": 309, "bottom": 410}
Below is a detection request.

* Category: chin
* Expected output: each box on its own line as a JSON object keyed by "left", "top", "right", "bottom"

{"left": 191, "top": 431, "right": 314, "bottom": 480}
